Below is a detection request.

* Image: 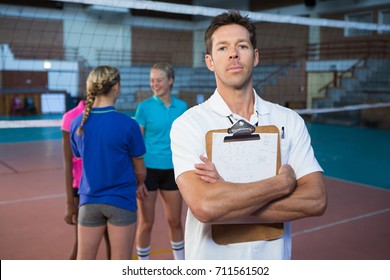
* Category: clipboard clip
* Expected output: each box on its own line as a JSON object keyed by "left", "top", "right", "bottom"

{"left": 224, "top": 119, "right": 260, "bottom": 142}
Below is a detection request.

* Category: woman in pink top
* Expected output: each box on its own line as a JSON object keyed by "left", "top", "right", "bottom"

{"left": 61, "top": 100, "right": 111, "bottom": 259}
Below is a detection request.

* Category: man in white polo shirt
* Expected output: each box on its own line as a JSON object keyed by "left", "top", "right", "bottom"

{"left": 170, "top": 10, "right": 327, "bottom": 260}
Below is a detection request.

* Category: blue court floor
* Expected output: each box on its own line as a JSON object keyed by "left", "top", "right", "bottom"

{"left": 307, "top": 123, "right": 390, "bottom": 190}
{"left": 1, "top": 121, "right": 389, "bottom": 190}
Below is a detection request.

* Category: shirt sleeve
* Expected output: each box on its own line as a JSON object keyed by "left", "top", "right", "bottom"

{"left": 69, "top": 120, "right": 80, "bottom": 158}
{"left": 127, "top": 119, "right": 146, "bottom": 158}
{"left": 181, "top": 100, "right": 188, "bottom": 112}
{"left": 61, "top": 112, "right": 71, "bottom": 132}
{"left": 170, "top": 115, "right": 205, "bottom": 180}
{"left": 286, "top": 113, "right": 323, "bottom": 179}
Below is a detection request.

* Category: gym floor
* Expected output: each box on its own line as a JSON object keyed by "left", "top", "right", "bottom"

{"left": 0, "top": 123, "right": 389, "bottom": 260}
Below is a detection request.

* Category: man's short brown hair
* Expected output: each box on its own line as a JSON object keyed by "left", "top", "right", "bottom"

{"left": 204, "top": 10, "right": 257, "bottom": 55}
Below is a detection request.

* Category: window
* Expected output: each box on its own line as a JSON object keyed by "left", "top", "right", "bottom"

{"left": 345, "top": 12, "right": 373, "bottom": 37}
{"left": 378, "top": 10, "right": 390, "bottom": 34}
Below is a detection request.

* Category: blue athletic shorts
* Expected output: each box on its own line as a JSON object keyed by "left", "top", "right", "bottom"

{"left": 145, "top": 168, "right": 178, "bottom": 191}
{"left": 78, "top": 203, "right": 137, "bottom": 227}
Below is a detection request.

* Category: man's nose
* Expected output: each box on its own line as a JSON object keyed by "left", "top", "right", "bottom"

{"left": 229, "top": 48, "right": 239, "bottom": 59}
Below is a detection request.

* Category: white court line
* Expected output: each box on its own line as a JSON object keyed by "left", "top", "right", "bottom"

{"left": 0, "top": 120, "right": 61, "bottom": 128}
{"left": 293, "top": 208, "right": 390, "bottom": 237}
{"left": 0, "top": 193, "right": 65, "bottom": 206}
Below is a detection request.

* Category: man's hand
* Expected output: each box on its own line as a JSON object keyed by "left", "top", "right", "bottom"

{"left": 278, "top": 164, "right": 297, "bottom": 193}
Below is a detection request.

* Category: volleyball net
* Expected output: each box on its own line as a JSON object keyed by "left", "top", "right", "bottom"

{"left": 1, "top": 0, "right": 390, "bottom": 129}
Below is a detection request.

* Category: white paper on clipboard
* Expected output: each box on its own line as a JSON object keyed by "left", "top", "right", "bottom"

{"left": 211, "top": 132, "right": 278, "bottom": 224}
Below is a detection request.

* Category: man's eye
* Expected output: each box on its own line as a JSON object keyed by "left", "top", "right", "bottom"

{"left": 218, "top": 46, "right": 226, "bottom": 51}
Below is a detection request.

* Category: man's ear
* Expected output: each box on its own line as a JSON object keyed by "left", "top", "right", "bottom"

{"left": 205, "top": 54, "right": 214, "bottom": 71}
{"left": 253, "top": 48, "right": 259, "bottom": 67}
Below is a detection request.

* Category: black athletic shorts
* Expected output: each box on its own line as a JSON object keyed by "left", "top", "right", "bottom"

{"left": 145, "top": 168, "right": 178, "bottom": 191}
{"left": 72, "top": 188, "right": 79, "bottom": 198}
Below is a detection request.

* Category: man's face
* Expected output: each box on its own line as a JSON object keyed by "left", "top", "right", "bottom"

{"left": 205, "top": 24, "right": 259, "bottom": 90}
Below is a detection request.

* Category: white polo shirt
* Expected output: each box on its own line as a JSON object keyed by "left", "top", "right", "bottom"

{"left": 170, "top": 89, "right": 323, "bottom": 260}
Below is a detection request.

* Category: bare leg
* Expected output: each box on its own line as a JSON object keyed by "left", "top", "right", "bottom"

{"left": 69, "top": 196, "right": 79, "bottom": 260}
{"left": 103, "top": 229, "right": 111, "bottom": 259}
{"left": 160, "top": 190, "right": 184, "bottom": 259}
{"left": 77, "top": 224, "right": 106, "bottom": 260}
{"left": 136, "top": 191, "right": 158, "bottom": 249}
{"left": 107, "top": 222, "right": 137, "bottom": 260}
{"left": 160, "top": 190, "right": 183, "bottom": 242}
{"left": 69, "top": 224, "right": 78, "bottom": 260}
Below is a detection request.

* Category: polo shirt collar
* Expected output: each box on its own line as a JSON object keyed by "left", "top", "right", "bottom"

{"left": 91, "top": 106, "right": 115, "bottom": 113}
{"left": 153, "top": 94, "right": 176, "bottom": 107}
{"left": 208, "top": 89, "right": 231, "bottom": 117}
{"left": 255, "top": 91, "right": 270, "bottom": 116}
{"left": 209, "top": 89, "right": 270, "bottom": 118}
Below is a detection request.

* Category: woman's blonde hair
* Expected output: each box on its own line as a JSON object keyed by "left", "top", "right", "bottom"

{"left": 76, "top": 65, "right": 120, "bottom": 135}
{"left": 151, "top": 62, "right": 174, "bottom": 89}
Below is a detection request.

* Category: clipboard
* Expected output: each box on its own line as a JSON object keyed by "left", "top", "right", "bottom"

{"left": 205, "top": 119, "right": 284, "bottom": 245}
